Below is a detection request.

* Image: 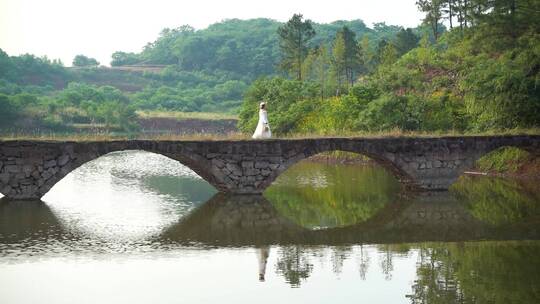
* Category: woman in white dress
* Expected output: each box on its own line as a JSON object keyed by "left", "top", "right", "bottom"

{"left": 252, "top": 101, "right": 271, "bottom": 139}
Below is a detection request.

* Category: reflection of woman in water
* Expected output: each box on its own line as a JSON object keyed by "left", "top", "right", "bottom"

{"left": 257, "top": 246, "right": 270, "bottom": 281}
{"left": 252, "top": 102, "right": 271, "bottom": 139}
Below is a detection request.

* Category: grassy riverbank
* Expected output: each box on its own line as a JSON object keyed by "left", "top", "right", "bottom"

{"left": 475, "top": 147, "right": 540, "bottom": 179}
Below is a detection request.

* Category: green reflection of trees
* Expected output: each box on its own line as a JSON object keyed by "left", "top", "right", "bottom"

{"left": 409, "top": 241, "right": 540, "bottom": 304}
{"left": 451, "top": 176, "right": 540, "bottom": 226}
{"left": 265, "top": 161, "right": 400, "bottom": 229}
{"left": 275, "top": 246, "right": 314, "bottom": 288}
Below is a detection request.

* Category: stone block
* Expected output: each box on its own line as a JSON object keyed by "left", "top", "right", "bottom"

{"left": 261, "top": 169, "right": 271, "bottom": 176}
{"left": 0, "top": 173, "right": 9, "bottom": 184}
{"left": 241, "top": 161, "right": 254, "bottom": 169}
{"left": 22, "top": 164, "right": 33, "bottom": 177}
{"left": 268, "top": 164, "right": 280, "bottom": 170}
{"left": 244, "top": 168, "right": 259, "bottom": 176}
{"left": 206, "top": 153, "right": 219, "bottom": 159}
{"left": 254, "top": 161, "right": 269, "bottom": 169}
{"left": 58, "top": 154, "right": 70, "bottom": 166}
{"left": 212, "top": 159, "right": 225, "bottom": 168}
{"left": 44, "top": 159, "right": 57, "bottom": 169}
{"left": 5, "top": 165, "right": 20, "bottom": 173}
{"left": 226, "top": 163, "right": 242, "bottom": 176}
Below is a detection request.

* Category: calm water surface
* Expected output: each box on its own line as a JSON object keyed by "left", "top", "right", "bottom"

{"left": 1, "top": 151, "right": 539, "bottom": 304}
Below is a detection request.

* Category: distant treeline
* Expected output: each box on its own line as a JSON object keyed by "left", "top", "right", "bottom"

{"left": 0, "top": 18, "right": 426, "bottom": 131}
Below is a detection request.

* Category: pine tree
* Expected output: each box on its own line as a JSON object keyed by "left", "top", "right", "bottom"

{"left": 332, "top": 26, "right": 360, "bottom": 90}
{"left": 416, "top": 0, "right": 444, "bottom": 40}
{"left": 277, "top": 14, "right": 316, "bottom": 81}
{"left": 332, "top": 33, "right": 346, "bottom": 94}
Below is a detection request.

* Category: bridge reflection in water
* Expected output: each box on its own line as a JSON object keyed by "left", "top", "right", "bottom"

{"left": 3, "top": 190, "right": 539, "bottom": 247}
{"left": 160, "top": 191, "right": 540, "bottom": 246}
{"left": 1, "top": 187, "right": 540, "bottom": 301}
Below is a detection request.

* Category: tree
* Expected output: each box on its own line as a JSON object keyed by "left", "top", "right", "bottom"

{"left": 72, "top": 55, "right": 100, "bottom": 67}
{"left": 331, "top": 26, "right": 360, "bottom": 92}
{"left": 358, "top": 36, "right": 374, "bottom": 74}
{"left": 394, "top": 28, "right": 420, "bottom": 56}
{"left": 332, "top": 32, "right": 346, "bottom": 93}
{"left": 277, "top": 14, "right": 316, "bottom": 81}
{"left": 380, "top": 44, "right": 398, "bottom": 66}
{"left": 339, "top": 26, "right": 361, "bottom": 87}
{"left": 313, "top": 44, "right": 332, "bottom": 100}
{"left": 374, "top": 39, "right": 389, "bottom": 65}
{"left": 416, "top": 0, "right": 444, "bottom": 40}
{"left": 110, "top": 52, "right": 139, "bottom": 66}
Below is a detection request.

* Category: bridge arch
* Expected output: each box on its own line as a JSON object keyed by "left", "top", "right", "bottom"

{"left": 44, "top": 150, "right": 220, "bottom": 200}
{"left": 0, "top": 141, "right": 220, "bottom": 200}
{"left": 258, "top": 147, "right": 415, "bottom": 193}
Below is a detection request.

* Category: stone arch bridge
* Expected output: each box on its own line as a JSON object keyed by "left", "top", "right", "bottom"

{"left": 0, "top": 135, "right": 539, "bottom": 200}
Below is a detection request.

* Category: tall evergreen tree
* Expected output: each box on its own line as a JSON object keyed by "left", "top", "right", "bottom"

{"left": 303, "top": 44, "right": 332, "bottom": 100}
{"left": 332, "top": 33, "right": 346, "bottom": 93}
{"left": 358, "top": 36, "right": 373, "bottom": 74}
{"left": 332, "top": 26, "right": 360, "bottom": 89}
{"left": 277, "top": 14, "right": 316, "bottom": 81}
{"left": 416, "top": 0, "right": 444, "bottom": 40}
{"left": 341, "top": 26, "right": 361, "bottom": 87}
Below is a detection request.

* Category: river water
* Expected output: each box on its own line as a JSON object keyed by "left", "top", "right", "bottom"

{"left": 1, "top": 151, "right": 539, "bottom": 303}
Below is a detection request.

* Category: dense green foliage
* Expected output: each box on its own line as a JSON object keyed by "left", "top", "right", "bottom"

{"left": 239, "top": 1, "right": 539, "bottom": 135}
{"left": 1, "top": 18, "right": 416, "bottom": 133}
{"left": 0, "top": 80, "right": 138, "bottom": 132}
{"left": 2, "top": 2, "right": 538, "bottom": 135}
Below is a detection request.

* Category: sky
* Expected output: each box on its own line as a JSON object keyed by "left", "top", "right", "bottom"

{"left": 0, "top": 0, "right": 424, "bottom": 66}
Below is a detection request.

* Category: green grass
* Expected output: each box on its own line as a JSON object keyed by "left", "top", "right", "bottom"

{"left": 476, "top": 147, "right": 531, "bottom": 173}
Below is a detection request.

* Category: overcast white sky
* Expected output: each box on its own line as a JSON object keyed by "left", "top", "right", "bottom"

{"left": 0, "top": 0, "right": 423, "bottom": 66}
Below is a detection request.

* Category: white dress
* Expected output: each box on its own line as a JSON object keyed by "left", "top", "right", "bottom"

{"left": 252, "top": 109, "right": 271, "bottom": 139}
